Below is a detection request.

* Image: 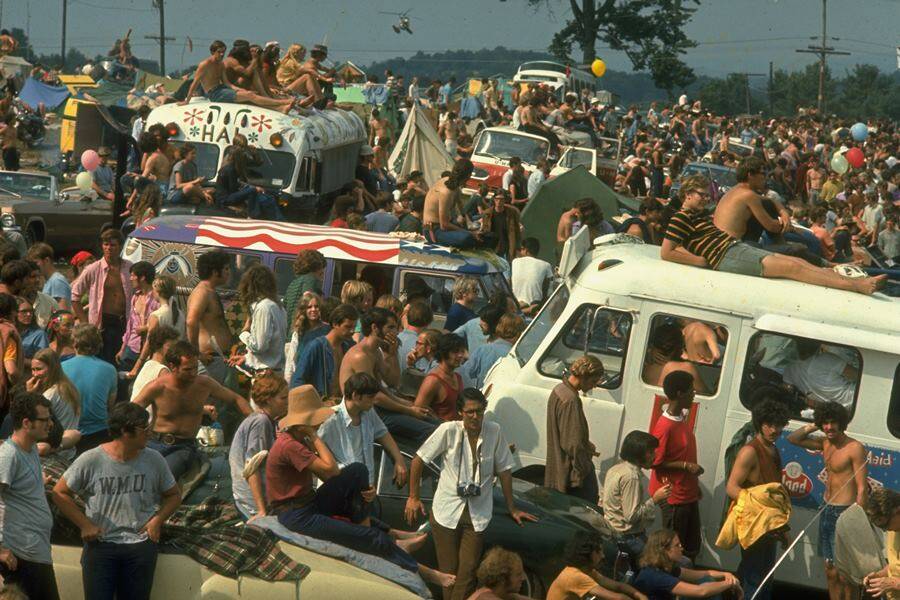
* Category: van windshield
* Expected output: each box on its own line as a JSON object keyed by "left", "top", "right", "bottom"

{"left": 245, "top": 149, "right": 296, "bottom": 189}
{"left": 475, "top": 131, "right": 549, "bottom": 165}
{"left": 514, "top": 283, "right": 570, "bottom": 367}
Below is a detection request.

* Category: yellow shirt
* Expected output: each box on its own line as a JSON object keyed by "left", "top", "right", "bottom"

{"left": 546, "top": 567, "right": 600, "bottom": 600}
{"left": 887, "top": 531, "right": 900, "bottom": 600}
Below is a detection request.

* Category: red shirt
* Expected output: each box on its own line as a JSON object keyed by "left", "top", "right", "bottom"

{"left": 265, "top": 432, "right": 315, "bottom": 505}
{"left": 649, "top": 412, "right": 699, "bottom": 505}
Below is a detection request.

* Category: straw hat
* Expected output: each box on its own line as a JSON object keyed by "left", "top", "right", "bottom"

{"left": 279, "top": 385, "right": 334, "bottom": 429}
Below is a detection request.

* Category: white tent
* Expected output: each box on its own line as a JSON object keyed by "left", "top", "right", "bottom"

{"left": 388, "top": 104, "right": 454, "bottom": 187}
{"left": 0, "top": 55, "right": 33, "bottom": 81}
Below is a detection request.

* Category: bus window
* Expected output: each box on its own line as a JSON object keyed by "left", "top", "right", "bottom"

{"left": 537, "top": 304, "right": 632, "bottom": 389}
{"left": 514, "top": 283, "right": 569, "bottom": 367}
{"left": 740, "top": 332, "right": 862, "bottom": 422}
{"left": 641, "top": 315, "right": 729, "bottom": 396}
{"left": 888, "top": 363, "right": 900, "bottom": 438}
{"left": 218, "top": 252, "right": 262, "bottom": 295}
{"left": 398, "top": 271, "right": 455, "bottom": 317}
{"left": 274, "top": 257, "right": 295, "bottom": 296}
{"left": 169, "top": 141, "right": 220, "bottom": 180}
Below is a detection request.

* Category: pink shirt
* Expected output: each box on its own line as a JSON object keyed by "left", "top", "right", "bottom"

{"left": 71, "top": 257, "right": 134, "bottom": 328}
{"left": 122, "top": 289, "right": 159, "bottom": 353}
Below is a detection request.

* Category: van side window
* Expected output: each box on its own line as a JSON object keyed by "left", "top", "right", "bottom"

{"left": 537, "top": 304, "right": 631, "bottom": 389}
{"left": 888, "top": 363, "right": 900, "bottom": 438}
{"left": 641, "top": 315, "right": 729, "bottom": 396}
{"left": 273, "top": 258, "right": 295, "bottom": 297}
{"left": 398, "top": 272, "right": 455, "bottom": 317}
{"left": 515, "top": 283, "right": 569, "bottom": 367}
{"left": 332, "top": 261, "right": 396, "bottom": 301}
{"left": 741, "top": 332, "right": 861, "bottom": 422}
{"left": 219, "top": 252, "right": 262, "bottom": 295}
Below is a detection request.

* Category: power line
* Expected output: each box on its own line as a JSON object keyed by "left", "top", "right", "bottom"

{"left": 70, "top": 0, "right": 152, "bottom": 12}
{"left": 795, "top": 0, "right": 849, "bottom": 113}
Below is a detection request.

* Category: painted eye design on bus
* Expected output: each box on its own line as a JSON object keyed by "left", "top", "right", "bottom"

{"left": 155, "top": 254, "right": 193, "bottom": 278}
{"left": 207, "top": 106, "right": 222, "bottom": 124}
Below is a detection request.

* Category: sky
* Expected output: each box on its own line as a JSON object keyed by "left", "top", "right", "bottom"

{"left": 2, "top": 0, "right": 897, "bottom": 78}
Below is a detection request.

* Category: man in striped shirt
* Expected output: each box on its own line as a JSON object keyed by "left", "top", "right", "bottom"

{"left": 661, "top": 175, "right": 885, "bottom": 295}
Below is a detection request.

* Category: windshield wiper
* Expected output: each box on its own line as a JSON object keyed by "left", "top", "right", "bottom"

{"left": 0, "top": 186, "right": 22, "bottom": 198}
{"left": 477, "top": 151, "right": 506, "bottom": 162}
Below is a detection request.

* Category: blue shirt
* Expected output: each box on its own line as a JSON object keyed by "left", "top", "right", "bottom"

{"left": 454, "top": 318, "right": 488, "bottom": 354}
{"left": 318, "top": 402, "right": 388, "bottom": 486}
{"left": 462, "top": 339, "right": 512, "bottom": 390}
{"left": 633, "top": 566, "right": 681, "bottom": 600}
{"left": 20, "top": 326, "right": 48, "bottom": 359}
{"left": 43, "top": 271, "right": 71, "bottom": 305}
{"left": 91, "top": 164, "right": 115, "bottom": 194}
{"left": 398, "top": 328, "right": 436, "bottom": 375}
{"left": 444, "top": 303, "right": 477, "bottom": 332}
{"left": 438, "top": 83, "right": 452, "bottom": 105}
{"left": 228, "top": 412, "right": 276, "bottom": 518}
{"left": 291, "top": 335, "right": 352, "bottom": 396}
{"left": 365, "top": 210, "right": 400, "bottom": 234}
{"left": 63, "top": 355, "right": 117, "bottom": 436}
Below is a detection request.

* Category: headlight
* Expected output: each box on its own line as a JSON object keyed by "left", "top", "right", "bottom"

{"left": 471, "top": 168, "right": 489, "bottom": 180}
{"left": 0, "top": 214, "right": 16, "bottom": 228}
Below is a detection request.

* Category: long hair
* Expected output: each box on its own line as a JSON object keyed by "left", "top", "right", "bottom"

{"left": 639, "top": 529, "right": 678, "bottom": 571}
{"left": 33, "top": 348, "right": 80, "bottom": 416}
{"left": 238, "top": 264, "right": 279, "bottom": 309}
{"left": 134, "top": 185, "right": 162, "bottom": 228}
{"left": 152, "top": 275, "right": 180, "bottom": 326}
{"left": 292, "top": 292, "right": 323, "bottom": 337}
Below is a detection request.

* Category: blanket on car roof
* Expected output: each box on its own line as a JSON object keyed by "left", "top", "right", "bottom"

{"left": 42, "top": 459, "right": 308, "bottom": 583}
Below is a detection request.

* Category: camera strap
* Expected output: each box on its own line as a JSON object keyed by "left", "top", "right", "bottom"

{"left": 456, "top": 429, "right": 481, "bottom": 487}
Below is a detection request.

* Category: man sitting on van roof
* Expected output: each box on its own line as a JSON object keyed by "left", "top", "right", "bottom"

{"left": 661, "top": 174, "right": 885, "bottom": 295}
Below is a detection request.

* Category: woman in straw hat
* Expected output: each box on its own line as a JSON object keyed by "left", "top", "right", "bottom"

{"left": 265, "top": 384, "right": 456, "bottom": 588}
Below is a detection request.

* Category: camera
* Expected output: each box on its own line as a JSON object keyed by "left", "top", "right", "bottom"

{"left": 457, "top": 483, "right": 481, "bottom": 498}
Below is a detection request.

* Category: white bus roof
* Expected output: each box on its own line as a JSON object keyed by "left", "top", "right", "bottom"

{"left": 146, "top": 99, "right": 366, "bottom": 155}
{"left": 575, "top": 241, "right": 900, "bottom": 342}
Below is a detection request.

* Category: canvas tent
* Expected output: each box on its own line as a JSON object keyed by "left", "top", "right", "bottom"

{"left": 520, "top": 166, "right": 623, "bottom": 264}
{"left": 0, "top": 55, "right": 32, "bottom": 80}
{"left": 387, "top": 104, "right": 454, "bottom": 187}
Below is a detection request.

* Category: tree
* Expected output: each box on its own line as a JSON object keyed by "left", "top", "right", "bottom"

{"left": 698, "top": 74, "right": 764, "bottom": 115}
{"left": 532, "top": 0, "right": 700, "bottom": 97}
{"left": 836, "top": 64, "right": 900, "bottom": 121}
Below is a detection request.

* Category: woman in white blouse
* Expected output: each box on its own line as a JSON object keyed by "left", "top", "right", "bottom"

{"left": 237, "top": 265, "right": 288, "bottom": 372}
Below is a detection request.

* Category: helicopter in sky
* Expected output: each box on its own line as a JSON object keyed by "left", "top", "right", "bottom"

{"left": 380, "top": 10, "right": 414, "bottom": 34}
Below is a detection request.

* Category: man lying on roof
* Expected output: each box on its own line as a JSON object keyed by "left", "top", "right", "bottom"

{"left": 660, "top": 174, "right": 885, "bottom": 295}
{"left": 180, "top": 40, "right": 295, "bottom": 114}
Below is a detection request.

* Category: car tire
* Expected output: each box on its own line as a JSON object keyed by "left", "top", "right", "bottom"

{"left": 520, "top": 567, "right": 545, "bottom": 599}
{"left": 24, "top": 224, "right": 40, "bottom": 246}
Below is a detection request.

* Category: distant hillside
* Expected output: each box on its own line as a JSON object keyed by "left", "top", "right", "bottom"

{"left": 363, "top": 46, "right": 704, "bottom": 105}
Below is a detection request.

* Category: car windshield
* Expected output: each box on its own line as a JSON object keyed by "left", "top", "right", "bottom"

{"left": 475, "top": 131, "right": 549, "bottom": 164}
{"left": 170, "top": 141, "right": 220, "bottom": 180}
{"left": 683, "top": 164, "right": 737, "bottom": 188}
{"left": 245, "top": 149, "right": 296, "bottom": 189}
{"left": 0, "top": 173, "right": 53, "bottom": 200}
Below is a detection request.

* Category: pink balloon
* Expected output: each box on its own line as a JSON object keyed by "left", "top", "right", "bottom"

{"left": 81, "top": 149, "right": 100, "bottom": 172}
{"left": 845, "top": 147, "right": 865, "bottom": 169}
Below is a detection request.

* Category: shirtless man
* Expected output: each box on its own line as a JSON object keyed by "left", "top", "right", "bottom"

{"left": 788, "top": 402, "right": 868, "bottom": 600}
{"left": 134, "top": 341, "right": 251, "bottom": 480}
{"left": 726, "top": 399, "right": 791, "bottom": 600}
{"left": 186, "top": 250, "right": 234, "bottom": 384}
{"left": 437, "top": 112, "right": 461, "bottom": 156}
{"left": 141, "top": 137, "right": 171, "bottom": 195}
{"left": 368, "top": 108, "right": 394, "bottom": 168}
{"left": 806, "top": 161, "right": 825, "bottom": 204}
{"left": 556, "top": 197, "right": 600, "bottom": 246}
{"left": 224, "top": 41, "right": 269, "bottom": 96}
{"left": 714, "top": 156, "right": 791, "bottom": 242}
{"left": 302, "top": 45, "right": 336, "bottom": 108}
{"left": 519, "top": 97, "right": 560, "bottom": 154}
{"left": 0, "top": 113, "right": 20, "bottom": 172}
{"left": 339, "top": 308, "right": 435, "bottom": 445}
{"left": 423, "top": 159, "right": 476, "bottom": 248}
{"left": 181, "top": 40, "right": 294, "bottom": 113}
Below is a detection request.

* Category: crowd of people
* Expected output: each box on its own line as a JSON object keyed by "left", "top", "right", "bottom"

{"left": 0, "top": 24, "right": 898, "bottom": 600}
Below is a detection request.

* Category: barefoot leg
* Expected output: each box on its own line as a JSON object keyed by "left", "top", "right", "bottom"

{"left": 418, "top": 564, "right": 456, "bottom": 589}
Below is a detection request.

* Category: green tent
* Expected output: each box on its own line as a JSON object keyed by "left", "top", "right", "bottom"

{"left": 521, "top": 166, "right": 623, "bottom": 264}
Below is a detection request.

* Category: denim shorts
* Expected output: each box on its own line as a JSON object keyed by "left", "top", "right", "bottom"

{"left": 716, "top": 242, "right": 773, "bottom": 277}
{"left": 818, "top": 504, "right": 850, "bottom": 562}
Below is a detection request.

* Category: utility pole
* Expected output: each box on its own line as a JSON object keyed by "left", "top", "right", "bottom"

{"left": 768, "top": 61, "right": 774, "bottom": 115}
{"left": 145, "top": 0, "right": 174, "bottom": 75}
{"left": 61, "top": 0, "right": 67, "bottom": 66}
{"left": 795, "top": 0, "right": 849, "bottom": 114}
{"left": 731, "top": 72, "right": 766, "bottom": 114}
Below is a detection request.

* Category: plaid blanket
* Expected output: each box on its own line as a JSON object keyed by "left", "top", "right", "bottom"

{"left": 42, "top": 459, "right": 309, "bottom": 583}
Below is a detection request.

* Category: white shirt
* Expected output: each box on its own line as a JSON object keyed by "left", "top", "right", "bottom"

{"left": 408, "top": 83, "right": 419, "bottom": 100}
{"left": 784, "top": 351, "right": 855, "bottom": 409}
{"left": 318, "top": 401, "right": 388, "bottom": 486}
{"left": 151, "top": 300, "right": 185, "bottom": 337}
{"left": 238, "top": 298, "right": 288, "bottom": 370}
{"left": 511, "top": 256, "right": 553, "bottom": 305}
{"left": 862, "top": 204, "right": 884, "bottom": 233}
{"left": 527, "top": 170, "right": 545, "bottom": 200}
{"left": 501, "top": 169, "right": 514, "bottom": 191}
{"left": 131, "top": 117, "right": 145, "bottom": 142}
{"left": 130, "top": 360, "right": 169, "bottom": 403}
{"left": 417, "top": 420, "right": 514, "bottom": 532}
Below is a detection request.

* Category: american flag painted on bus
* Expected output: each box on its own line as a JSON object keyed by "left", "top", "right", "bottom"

{"left": 195, "top": 217, "right": 402, "bottom": 264}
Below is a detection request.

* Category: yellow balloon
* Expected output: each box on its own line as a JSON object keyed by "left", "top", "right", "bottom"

{"left": 591, "top": 58, "right": 606, "bottom": 78}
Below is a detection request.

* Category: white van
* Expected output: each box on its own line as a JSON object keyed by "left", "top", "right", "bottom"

{"left": 483, "top": 228, "right": 900, "bottom": 591}
{"left": 145, "top": 100, "right": 366, "bottom": 219}
{"left": 513, "top": 61, "right": 598, "bottom": 99}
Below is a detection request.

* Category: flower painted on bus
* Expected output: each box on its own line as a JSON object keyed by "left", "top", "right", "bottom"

{"left": 247, "top": 132, "right": 259, "bottom": 143}
{"left": 251, "top": 114, "right": 272, "bottom": 133}
{"left": 189, "top": 126, "right": 200, "bottom": 137}
{"left": 183, "top": 108, "right": 206, "bottom": 126}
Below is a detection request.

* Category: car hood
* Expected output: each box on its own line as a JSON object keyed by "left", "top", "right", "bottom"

{"left": 501, "top": 476, "right": 608, "bottom": 533}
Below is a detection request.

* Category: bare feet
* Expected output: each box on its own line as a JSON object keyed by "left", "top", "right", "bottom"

{"left": 277, "top": 101, "right": 293, "bottom": 114}
{"left": 395, "top": 532, "right": 427, "bottom": 554}
{"left": 418, "top": 564, "right": 456, "bottom": 588}
{"left": 853, "top": 274, "right": 887, "bottom": 295}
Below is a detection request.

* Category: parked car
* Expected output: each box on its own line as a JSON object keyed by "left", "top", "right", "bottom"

{"left": 668, "top": 162, "right": 737, "bottom": 203}
{"left": 0, "top": 170, "right": 113, "bottom": 255}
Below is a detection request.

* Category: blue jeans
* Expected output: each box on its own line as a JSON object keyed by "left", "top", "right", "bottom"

{"left": 737, "top": 535, "right": 777, "bottom": 600}
{"left": 375, "top": 407, "right": 437, "bottom": 446}
{"left": 277, "top": 463, "right": 418, "bottom": 572}
{"left": 82, "top": 540, "right": 158, "bottom": 600}
{"left": 424, "top": 226, "right": 475, "bottom": 248}
{"left": 146, "top": 438, "right": 200, "bottom": 481}
{"left": 818, "top": 504, "right": 850, "bottom": 562}
{"left": 219, "top": 187, "right": 283, "bottom": 220}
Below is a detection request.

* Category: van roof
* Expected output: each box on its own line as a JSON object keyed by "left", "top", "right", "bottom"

{"left": 129, "top": 215, "right": 505, "bottom": 274}
{"left": 146, "top": 100, "right": 366, "bottom": 153}
{"left": 578, "top": 240, "right": 900, "bottom": 333}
